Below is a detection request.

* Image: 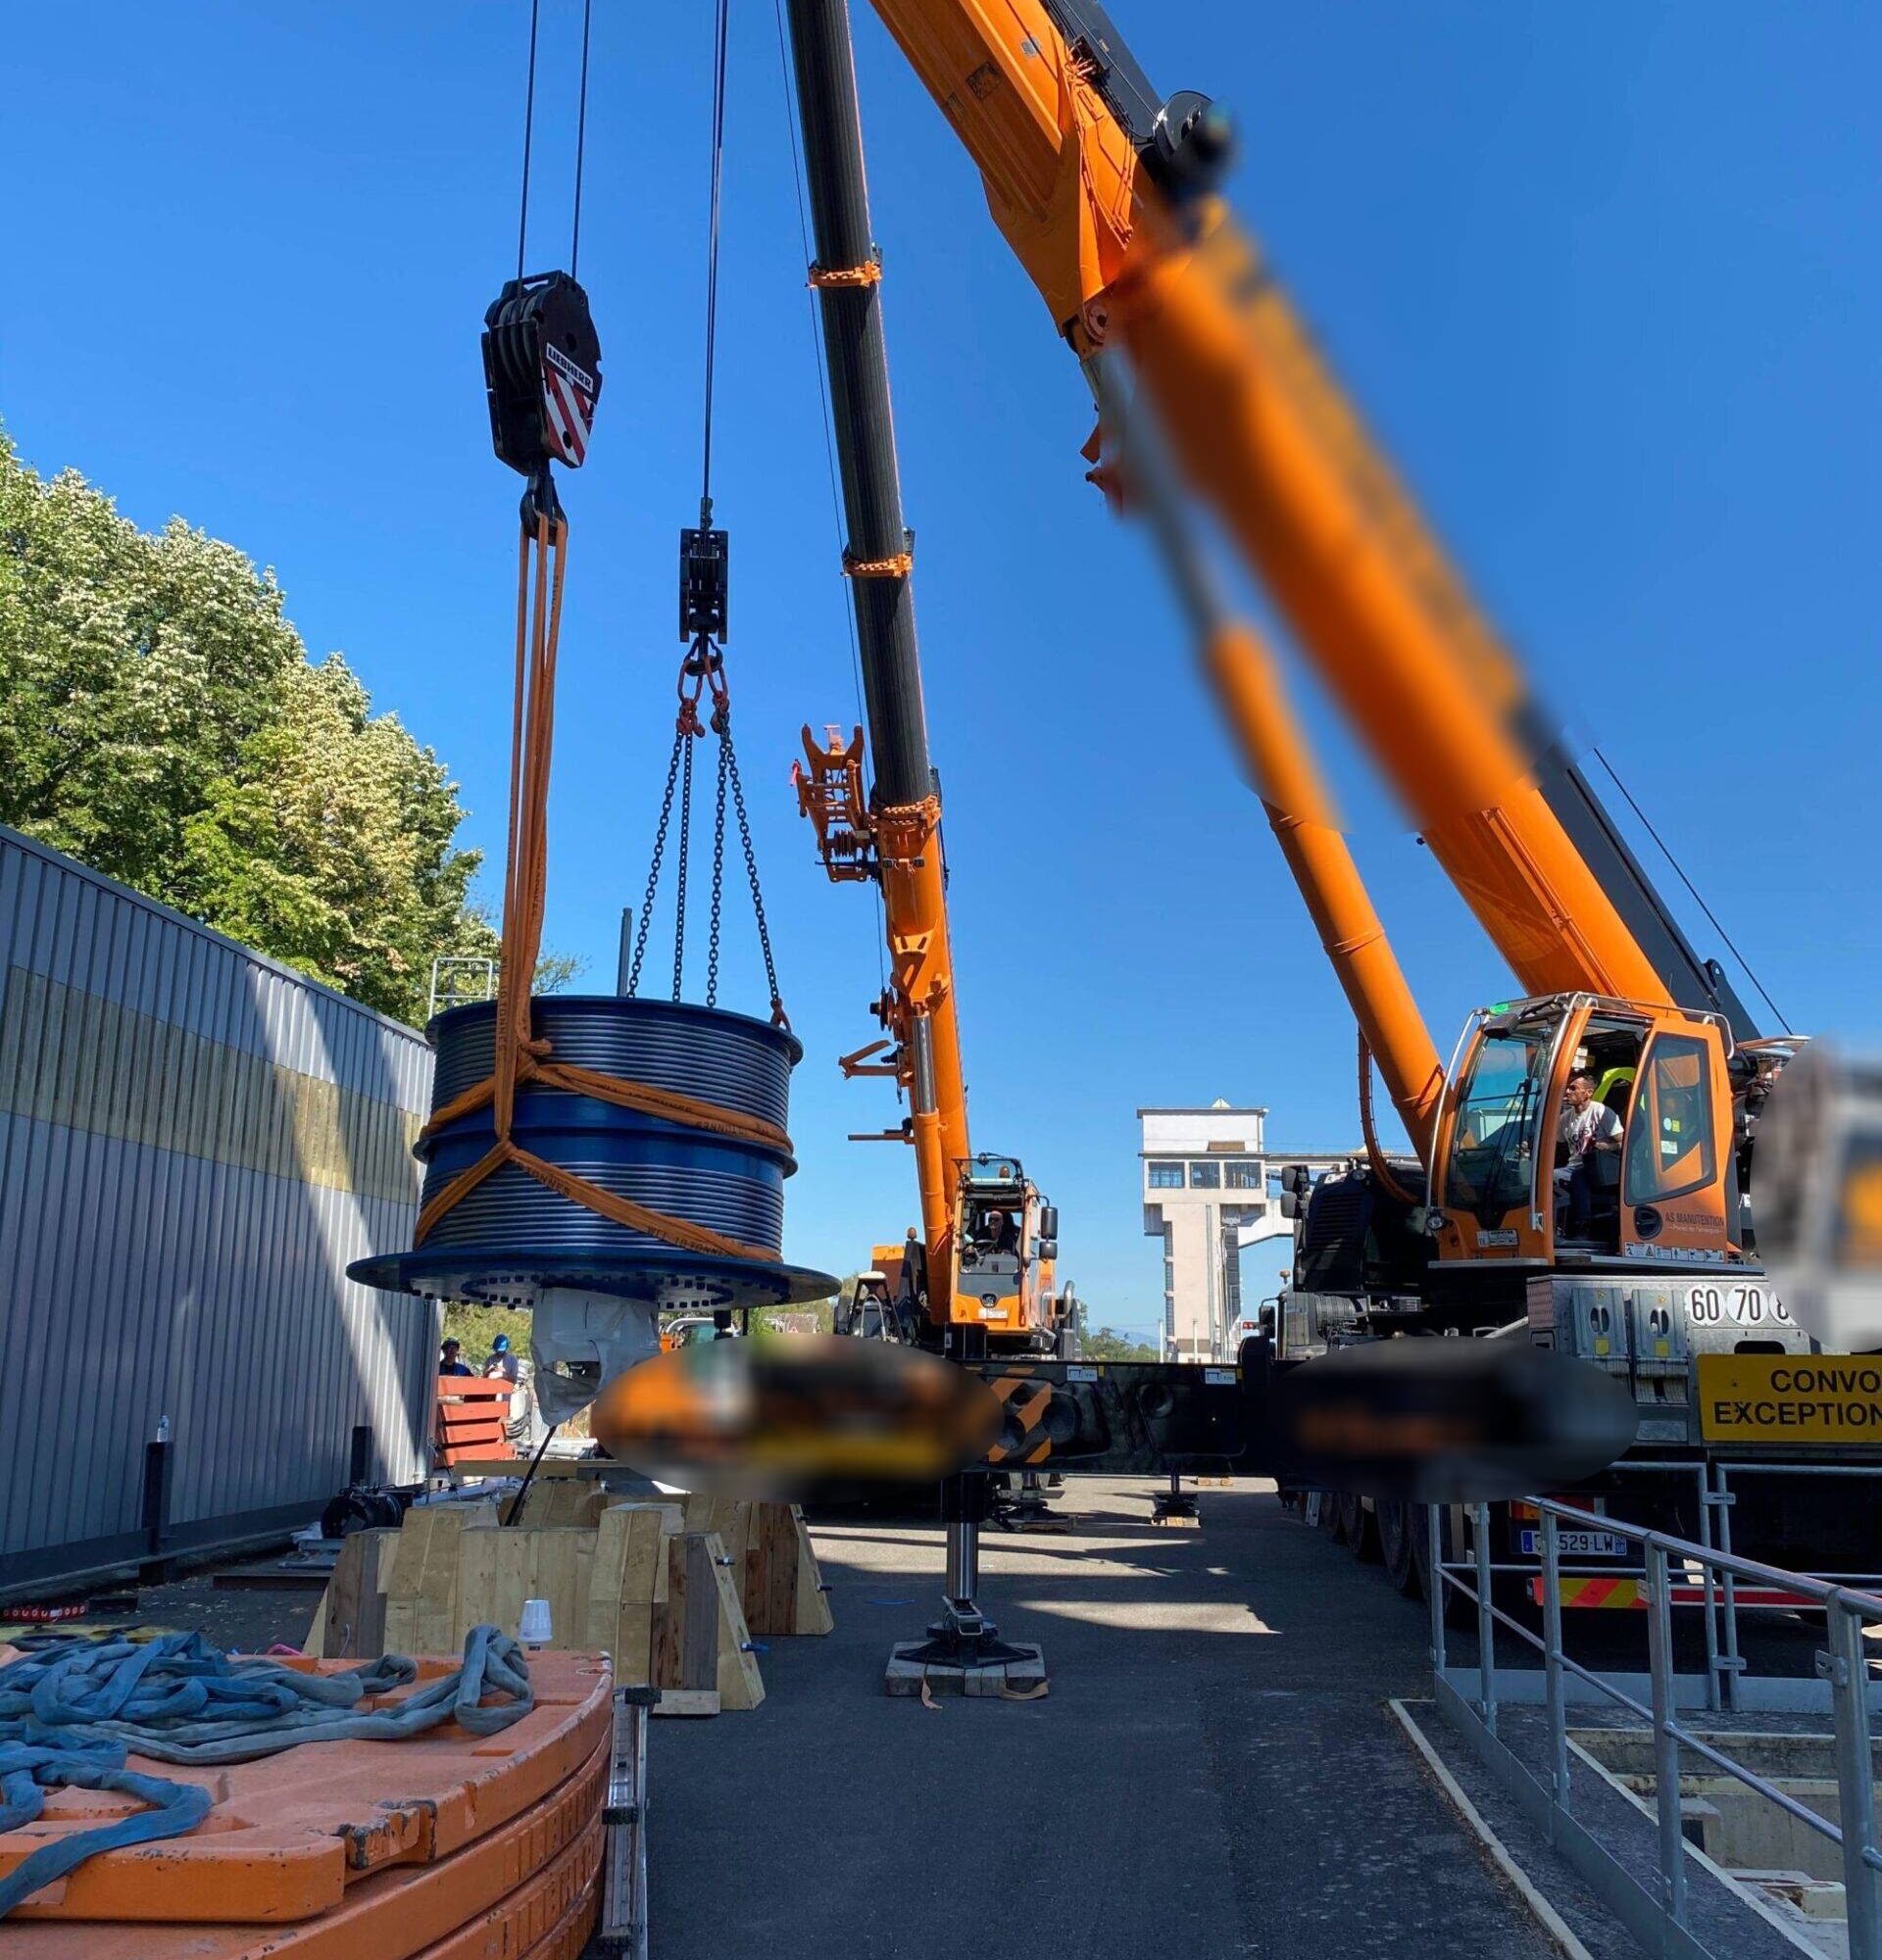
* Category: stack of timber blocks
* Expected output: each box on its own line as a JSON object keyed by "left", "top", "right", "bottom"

{"left": 310, "top": 1490, "right": 832, "bottom": 1718}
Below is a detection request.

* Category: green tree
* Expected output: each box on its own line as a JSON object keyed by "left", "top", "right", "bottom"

{"left": 0, "top": 429, "right": 541, "bottom": 1024}
{"left": 1078, "top": 1322, "right": 1160, "bottom": 1362}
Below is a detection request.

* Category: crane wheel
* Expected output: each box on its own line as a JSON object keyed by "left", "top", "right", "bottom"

{"left": 1318, "top": 1489, "right": 1348, "bottom": 1544}
{"left": 1377, "top": 1498, "right": 1418, "bottom": 1594}
{"left": 1339, "top": 1492, "right": 1380, "bottom": 1562}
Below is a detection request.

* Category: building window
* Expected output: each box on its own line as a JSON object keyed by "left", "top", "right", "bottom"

{"left": 1223, "top": 1158, "right": 1263, "bottom": 1189}
{"left": 1147, "top": 1160, "right": 1184, "bottom": 1189}
{"left": 1189, "top": 1161, "right": 1221, "bottom": 1188}
{"left": 1164, "top": 1260, "right": 1175, "bottom": 1288}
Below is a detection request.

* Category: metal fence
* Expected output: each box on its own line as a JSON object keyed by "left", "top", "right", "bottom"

{"left": 1471, "top": 1458, "right": 1882, "bottom": 1715}
{"left": 1432, "top": 1496, "right": 1882, "bottom": 1960}
{"left": 0, "top": 824, "right": 436, "bottom": 1595}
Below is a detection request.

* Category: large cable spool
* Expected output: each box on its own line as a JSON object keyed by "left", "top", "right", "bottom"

{"left": 351, "top": 997, "right": 836, "bottom": 1420}
{"left": 356, "top": 995, "right": 833, "bottom": 1315}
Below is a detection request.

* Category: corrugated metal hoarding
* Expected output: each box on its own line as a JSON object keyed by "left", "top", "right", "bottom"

{"left": 0, "top": 823, "right": 436, "bottom": 1594}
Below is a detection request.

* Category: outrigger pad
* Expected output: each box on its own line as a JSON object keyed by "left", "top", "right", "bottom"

{"left": 884, "top": 1640, "right": 1048, "bottom": 1699}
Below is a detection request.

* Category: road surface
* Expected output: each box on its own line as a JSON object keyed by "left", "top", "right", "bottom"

{"left": 648, "top": 1479, "right": 1556, "bottom": 1960}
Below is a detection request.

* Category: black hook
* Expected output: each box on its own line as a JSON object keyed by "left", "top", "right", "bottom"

{"left": 520, "top": 462, "right": 563, "bottom": 534}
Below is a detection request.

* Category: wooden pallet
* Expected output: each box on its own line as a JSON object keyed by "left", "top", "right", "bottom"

{"left": 434, "top": 1379, "right": 516, "bottom": 1467}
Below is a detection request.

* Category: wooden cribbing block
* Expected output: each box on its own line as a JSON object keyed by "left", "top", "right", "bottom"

{"left": 381, "top": 1502, "right": 497, "bottom": 1656}
{"left": 586, "top": 1503, "right": 668, "bottom": 1684}
{"left": 704, "top": 1530, "right": 765, "bottom": 1711}
{"left": 454, "top": 1525, "right": 594, "bottom": 1647}
{"left": 606, "top": 1499, "right": 687, "bottom": 1537}
{"left": 791, "top": 1505, "right": 835, "bottom": 1637}
{"left": 651, "top": 1534, "right": 719, "bottom": 1693}
{"left": 652, "top": 1689, "right": 720, "bottom": 1717}
{"left": 741, "top": 1501, "right": 793, "bottom": 1636}
{"left": 516, "top": 1479, "right": 608, "bottom": 1529}
{"left": 674, "top": 1498, "right": 833, "bottom": 1637}
{"left": 320, "top": 1528, "right": 398, "bottom": 1659}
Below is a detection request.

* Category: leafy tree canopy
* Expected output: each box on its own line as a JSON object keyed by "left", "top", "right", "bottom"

{"left": 0, "top": 428, "right": 564, "bottom": 1024}
{"left": 1079, "top": 1324, "right": 1160, "bottom": 1362}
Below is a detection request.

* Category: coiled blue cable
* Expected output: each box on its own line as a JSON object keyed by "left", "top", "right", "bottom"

{"left": 0, "top": 1625, "right": 532, "bottom": 1918}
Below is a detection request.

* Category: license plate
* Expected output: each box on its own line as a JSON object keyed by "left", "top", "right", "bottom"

{"left": 1517, "top": 1527, "right": 1627, "bottom": 1558}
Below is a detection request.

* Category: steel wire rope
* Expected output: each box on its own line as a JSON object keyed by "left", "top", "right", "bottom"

{"left": 419, "top": 10, "right": 794, "bottom": 1264}
{"left": 1590, "top": 745, "right": 1792, "bottom": 1033}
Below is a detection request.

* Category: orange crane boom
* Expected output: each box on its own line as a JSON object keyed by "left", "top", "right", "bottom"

{"left": 859, "top": 0, "right": 1753, "bottom": 1129}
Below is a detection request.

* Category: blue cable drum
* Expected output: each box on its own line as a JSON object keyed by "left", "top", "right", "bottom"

{"left": 351, "top": 996, "right": 836, "bottom": 1312}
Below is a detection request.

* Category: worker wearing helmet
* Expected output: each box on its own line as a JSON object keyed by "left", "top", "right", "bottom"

{"left": 482, "top": 1331, "right": 520, "bottom": 1385}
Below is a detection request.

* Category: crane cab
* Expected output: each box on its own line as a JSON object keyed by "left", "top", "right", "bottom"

{"left": 1432, "top": 993, "right": 1746, "bottom": 1278}
{"left": 844, "top": 1156, "right": 1068, "bottom": 1354}
{"left": 950, "top": 1155, "right": 1065, "bottom": 1353}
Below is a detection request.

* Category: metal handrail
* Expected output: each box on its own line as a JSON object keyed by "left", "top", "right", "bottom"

{"left": 1431, "top": 1495, "right": 1882, "bottom": 1959}
{"left": 1541, "top": 1495, "right": 1882, "bottom": 1613}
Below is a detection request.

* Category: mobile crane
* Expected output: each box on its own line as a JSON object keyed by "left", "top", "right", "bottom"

{"left": 775, "top": 0, "right": 1874, "bottom": 1591}
{"left": 783, "top": 3, "right": 1072, "bottom": 1361}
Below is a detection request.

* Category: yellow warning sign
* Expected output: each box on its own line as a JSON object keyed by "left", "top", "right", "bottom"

{"left": 1698, "top": 1354, "right": 1882, "bottom": 1445}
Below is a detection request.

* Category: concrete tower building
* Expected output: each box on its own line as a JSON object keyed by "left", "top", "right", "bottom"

{"left": 1139, "top": 1102, "right": 1350, "bottom": 1362}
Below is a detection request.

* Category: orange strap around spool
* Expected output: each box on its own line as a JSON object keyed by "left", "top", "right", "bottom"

{"left": 413, "top": 514, "right": 786, "bottom": 1265}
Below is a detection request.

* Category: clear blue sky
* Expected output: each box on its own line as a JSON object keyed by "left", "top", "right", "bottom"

{"left": 6, "top": 5, "right": 1877, "bottom": 1339}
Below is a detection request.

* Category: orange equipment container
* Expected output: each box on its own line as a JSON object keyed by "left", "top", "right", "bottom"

{"left": 0, "top": 1649, "right": 611, "bottom": 1930}
{"left": 3, "top": 1738, "right": 606, "bottom": 1959}
{"left": 435, "top": 1376, "right": 518, "bottom": 1466}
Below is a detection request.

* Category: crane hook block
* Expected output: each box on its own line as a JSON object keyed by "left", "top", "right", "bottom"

{"left": 482, "top": 271, "right": 603, "bottom": 474}
{"left": 679, "top": 526, "right": 729, "bottom": 644}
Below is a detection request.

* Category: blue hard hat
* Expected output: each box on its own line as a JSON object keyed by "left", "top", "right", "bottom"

{"left": 492, "top": 1333, "right": 511, "bottom": 1353}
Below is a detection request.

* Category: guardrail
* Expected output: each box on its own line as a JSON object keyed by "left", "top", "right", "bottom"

{"left": 1477, "top": 1458, "right": 1882, "bottom": 1714}
{"left": 1431, "top": 1496, "right": 1882, "bottom": 1960}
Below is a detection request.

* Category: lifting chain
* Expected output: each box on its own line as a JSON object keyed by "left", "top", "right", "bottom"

{"left": 619, "top": 0, "right": 787, "bottom": 1028}
{"left": 709, "top": 713, "right": 728, "bottom": 1004}
{"left": 623, "top": 639, "right": 787, "bottom": 1027}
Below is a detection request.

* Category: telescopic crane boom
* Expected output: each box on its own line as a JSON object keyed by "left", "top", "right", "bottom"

{"left": 786, "top": 0, "right": 1066, "bottom": 1356}
{"left": 861, "top": 0, "right": 1754, "bottom": 1049}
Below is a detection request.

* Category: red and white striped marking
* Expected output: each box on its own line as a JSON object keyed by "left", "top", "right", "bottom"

{"left": 1527, "top": 1574, "right": 1822, "bottom": 1610}
{"left": 542, "top": 345, "right": 596, "bottom": 466}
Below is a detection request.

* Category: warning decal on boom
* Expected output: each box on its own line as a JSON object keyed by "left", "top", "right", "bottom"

{"left": 1698, "top": 1353, "right": 1882, "bottom": 1445}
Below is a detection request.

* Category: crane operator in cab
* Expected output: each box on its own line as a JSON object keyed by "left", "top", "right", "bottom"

{"left": 1558, "top": 1067, "right": 1623, "bottom": 1238}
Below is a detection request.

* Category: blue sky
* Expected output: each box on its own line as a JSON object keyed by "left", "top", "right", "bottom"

{"left": 6, "top": 5, "right": 1877, "bottom": 1339}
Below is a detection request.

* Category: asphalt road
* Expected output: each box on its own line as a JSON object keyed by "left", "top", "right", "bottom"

{"left": 647, "top": 1480, "right": 1557, "bottom": 1960}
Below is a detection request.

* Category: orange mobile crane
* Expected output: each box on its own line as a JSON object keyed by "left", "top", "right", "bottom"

{"left": 784, "top": 5, "right": 1074, "bottom": 1362}
{"left": 778, "top": 0, "right": 1868, "bottom": 1589}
